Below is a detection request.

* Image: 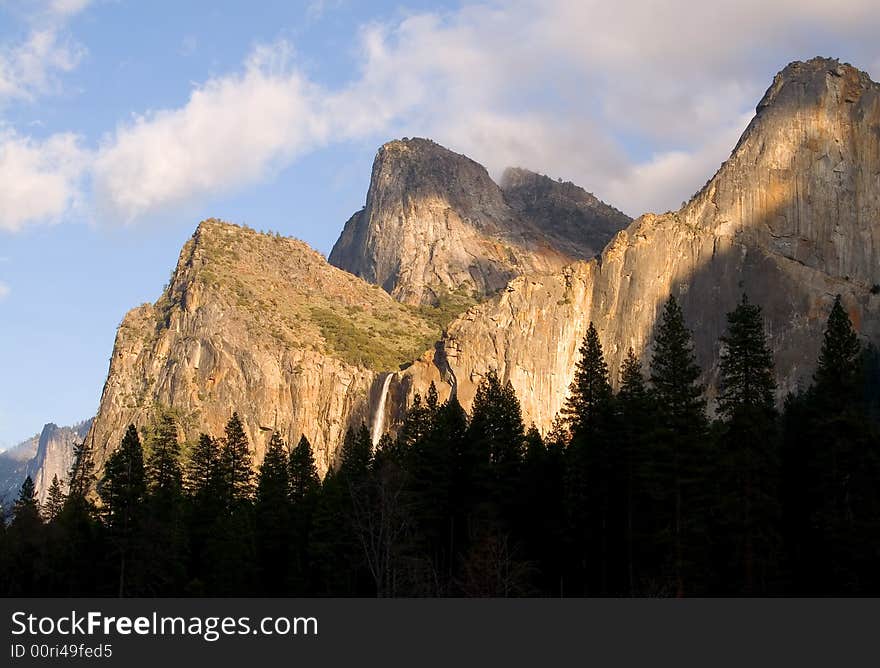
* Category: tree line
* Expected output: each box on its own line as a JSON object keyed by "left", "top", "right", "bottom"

{"left": 1, "top": 294, "right": 879, "bottom": 596}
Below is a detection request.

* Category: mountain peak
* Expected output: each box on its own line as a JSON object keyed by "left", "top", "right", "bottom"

{"left": 756, "top": 57, "right": 877, "bottom": 114}
{"left": 330, "top": 138, "right": 629, "bottom": 304}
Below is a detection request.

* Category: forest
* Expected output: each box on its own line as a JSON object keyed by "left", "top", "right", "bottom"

{"left": 2, "top": 294, "right": 879, "bottom": 597}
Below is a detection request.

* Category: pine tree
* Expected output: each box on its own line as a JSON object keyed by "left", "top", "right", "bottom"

{"left": 145, "top": 412, "right": 183, "bottom": 499}
{"left": 12, "top": 476, "right": 41, "bottom": 528}
{"left": 616, "top": 348, "right": 655, "bottom": 595}
{"left": 289, "top": 435, "right": 320, "bottom": 504}
{"left": 338, "top": 423, "right": 373, "bottom": 487}
{"left": 718, "top": 295, "right": 776, "bottom": 419}
{"left": 99, "top": 425, "right": 146, "bottom": 530}
{"left": 183, "top": 433, "right": 222, "bottom": 591}
{"left": 98, "top": 424, "right": 147, "bottom": 596}
{"left": 467, "top": 370, "right": 525, "bottom": 528}
{"left": 288, "top": 435, "right": 320, "bottom": 591}
{"left": 8, "top": 477, "right": 44, "bottom": 593}
{"left": 185, "top": 433, "right": 220, "bottom": 499}
{"left": 256, "top": 431, "right": 292, "bottom": 592}
{"left": 52, "top": 437, "right": 102, "bottom": 595}
{"left": 716, "top": 295, "right": 780, "bottom": 593}
{"left": 43, "top": 474, "right": 66, "bottom": 522}
{"left": 798, "top": 295, "right": 880, "bottom": 592}
{"left": 650, "top": 295, "right": 710, "bottom": 596}
{"left": 519, "top": 425, "right": 565, "bottom": 593}
{"left": 203, "top": 414, "right": 257, "bottom": 594}
{"left": 66, "top": 438, "right": 95, "bottom": 502}
{"left": 562, "top": 322, "right": 614, "bottom": 437}
{"left": 397, "top": 391, "right": 437, "bottom": 450}
{"left": 219, "top": 413, "right": 255, "bottom": 507}
{"left": 143, "top": 413, "right": 188, "bottom": 594}
{"left": 561, "top": 322, "right": 619, "bottom": 593}
{"left": 312, "top": 424, "right": 374, "bottom": 595}
{"left": 814, "top": 295, "right": 862, "bottom": 405}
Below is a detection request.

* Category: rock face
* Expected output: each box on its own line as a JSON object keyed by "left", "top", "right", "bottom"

{"left": 393, "top": 58, "right": 880, "bottom": 430}
{"left": 0, "top": 436, "right": 38, "bottom": 508}
{"left": 26, "top": 421, "right": 92, "bottom": 503}
{"left": 329, "top": 138, "right": 629, "bottom": 305}
{"left": 85, "top": 220, "right": 441, "bottom": 474}
{"left": 500, "top": 167, "right": 631, "bottom": 259}
{"left": 86, "top": 57, "right": 880, "bottom": 478}
{"left": 0, "top": 420, "right": 92, "bottom": 507}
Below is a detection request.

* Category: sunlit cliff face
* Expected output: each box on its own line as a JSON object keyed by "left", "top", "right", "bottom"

{"left": 84, "top": 59, "right": 880, "bottom": 482}
{"left": 397, "top": 59, "right": 880, "bottom": 433}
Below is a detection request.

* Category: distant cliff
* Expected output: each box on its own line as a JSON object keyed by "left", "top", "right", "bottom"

{"left": 0, "top": 420, "right": 91, "bottom": 509}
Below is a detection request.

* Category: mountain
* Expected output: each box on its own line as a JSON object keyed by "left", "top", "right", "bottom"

{"left": 392, "top": 57, "right": 880, "bottom": 428}
{"left": 0, "top": 420, "right": 92, "bottom": 508}
{"left": 26, "top": 420, "right": 92, "bottom": 503}
{"left": 0, "top": 435, "right": 38, "bottom": 508}
{"left": 86, "top": 57, "right": 880, "bottom": 476}
{"left": 85, "top": 220, "right": 444, "bottom": 474}
{"left": 328, "top": 138, "right": 629, "bottom": 305}
{"left": 500, "top": 167, "right": 631, "bottom": 259}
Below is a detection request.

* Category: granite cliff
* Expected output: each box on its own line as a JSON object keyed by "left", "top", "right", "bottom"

{"left": 391, "top": 57, "right": 880, "bottom": 429}
{"left": 329, "top": 138, "right": 629, "bottom": 305}
{"left": 0, "top": 420, "right": 92, "bottom": 508}
{"left": 85, "top": 221, "right": 442, "bottom": 474}
{"left": 86, "top": 57, "right": 880, "bottom": 476}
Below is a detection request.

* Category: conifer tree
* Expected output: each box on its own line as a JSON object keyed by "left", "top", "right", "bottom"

{"left": 616, "top": 348, "right": 655, "bottom": 594}
{"left": 66, "top": 438, "right": 95, "bottom": 502}
{"left": 256, "top": 431, "right": 292, "bottom": 591}
{"left": 718, "top": 295, "right": 776, "bottom": 418}
{"left": 8, "top": 477, "right": 44, "bottom": 593}
{"left": 99, "top": 425, "right": 146, "bottom": 529}
{"left": 98, "top": 424, "right": 147, "bottom": 596}
{"left": 562, "top": 322, "right": 614, "bottom": 437}
{"left": 146, "top": 412, "right": 183, "bottom": 499}
{"left": 12, "top": 476, "right": 41, "bottom": 528}
{"left": 204, "top": 414, "right": 257, "bottom": 594}
{"left": 716, "top": 295, "right": 780, "bottom": 593}
{"left": 397, "top": 391, "right": 436, "bottom": 450}
{"left": 183, "top": 433, "right": 221, "bottom": 589}
{"left": 798, "top": 295, "right": 880, "bottom": 592}
{"left": 650, "top": 295, "right": 710, "bottom": 596}
{"left": 814, "top": 295, "right": 862, "bottom": 404}
{"left": 219, "top": 413, "right": 255, "bottom": 507}
{"left": 561, "top": 322, "right": 619, "bottom": 593}
{"left": 288, "top": 435, "right": 320, "bottom": 591}
{"left": 519, "top": 425, "right": 565, "bottom": 592}
{"left": 185, "top": 433, "right": 220, "bottom": 499}
{"left": 43, "top": 474, "right": 66, "bottom": 522}
{"left": 52, "top": 437, "right": 102, "bottom": 595}
{"left": 289, "top": 435, "right": 320, "bottom": 503}
{"left": 468, "top": 370, "right": 525, "bottom": 528}
{"left": 339, "top": 423, "right": 373, "bottom": 487}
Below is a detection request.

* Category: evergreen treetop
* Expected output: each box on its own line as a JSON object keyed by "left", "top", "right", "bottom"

{"left": 718, "top": 294, "right": 776, "bottom": 419}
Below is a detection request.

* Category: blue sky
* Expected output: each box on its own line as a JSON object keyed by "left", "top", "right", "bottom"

{"left": 1, "top": 0, "right": 878, "bottom": 448}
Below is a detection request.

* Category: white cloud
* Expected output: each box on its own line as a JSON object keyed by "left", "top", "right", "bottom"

{"left": 0, "top": 129, "right": 87, "bottom": 232}
{"left": 0, "top": 281, "right": 10, "bottom": 300}
{"left": 2, "top": 0, "right": 879, "bottom": 230}
{"left": 93, "top": 45, "right": 333, "bottom": 221}
{"left": 47, "top": 0, "right": 93, "bottom": 18}
{"left": 0, "top": 1, "right": 91, "bottom": 232}
{"left": 0, "top": 28, "right": 85, "bottom": 102}
{"left": 0, "top": 0, "right": 91, "bottom": 104}
{"left": 89, "top": 0, "right": 880, "bottom": 223}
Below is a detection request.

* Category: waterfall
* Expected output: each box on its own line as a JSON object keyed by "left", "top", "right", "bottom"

{"left": 371, "top": 373, "right": 394, "bottom": 446}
